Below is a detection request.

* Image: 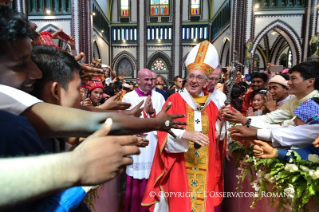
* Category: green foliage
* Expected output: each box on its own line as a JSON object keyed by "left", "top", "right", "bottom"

{"left": 229, "top": 141, "right": 319, "bottom": 212}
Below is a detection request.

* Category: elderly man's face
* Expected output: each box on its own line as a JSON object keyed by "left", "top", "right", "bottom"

{"left": 186, "top": 70, "right": 208, "bottom": 96}
{"left": 207, "top": 68, "right": 221, "bottom": 90}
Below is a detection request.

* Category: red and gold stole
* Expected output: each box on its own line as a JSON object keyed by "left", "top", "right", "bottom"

{"left": 184, "top": 95, "right": 209, "bottom": 212}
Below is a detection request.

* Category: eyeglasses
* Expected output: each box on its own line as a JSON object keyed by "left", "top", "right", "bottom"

{"left": 208, "top": 77, "right": 220, "bottom": 82}
{"left": 187, "top": 75, "right": 207, "bottom": 82}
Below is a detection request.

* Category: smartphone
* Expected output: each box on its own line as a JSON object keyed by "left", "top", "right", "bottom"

{"left": 85, "top": 88, "right": 90, "bottom": 99}
{"left": 59, "top": 31, "right": 70, "bottom": 41}
{"left": 269, "top": 65, "right": 283, "bottom": 73}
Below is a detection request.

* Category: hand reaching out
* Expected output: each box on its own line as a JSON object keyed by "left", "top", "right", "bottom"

{"left": 73, "top": 118, "right": 140, "bottom": 184}
{"left": 100, "top": 92, "right": 131, "bottom": 110}
{"left": 155, "top": 102, "right": 187, "bottom": 138}
{"left": 252, "top": 140, "right": 277, "bottom": 159}
{"left": 313, "top": 135, "right": 319, "bottom": 148}
{"left": 222, "top": 105, "right": 248, "bottom": 125}
{"left": 122, "top": 100, "right": 144, "bottom": 117}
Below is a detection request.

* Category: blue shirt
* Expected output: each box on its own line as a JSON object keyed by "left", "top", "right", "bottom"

{"left": 277, "top": 145, "right": 319, "bottom": 162}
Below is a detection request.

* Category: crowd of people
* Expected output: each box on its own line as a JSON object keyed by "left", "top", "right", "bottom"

{"left": 2, "top": 1, "right": 319, "bottom": 212}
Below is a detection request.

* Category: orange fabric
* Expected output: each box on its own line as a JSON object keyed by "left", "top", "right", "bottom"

{"left": 142, "top": 93, "right": 224, "bottom": 211}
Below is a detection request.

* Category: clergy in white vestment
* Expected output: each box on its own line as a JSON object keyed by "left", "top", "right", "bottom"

{"left": 122, "top": 68, "right": 165, "bottom": 212}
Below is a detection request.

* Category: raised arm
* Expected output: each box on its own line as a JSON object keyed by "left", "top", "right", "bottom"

{"left": 21, "top": 102, "right": 186, "bottom": 138}
{"left": 0, "top": 119, "right": 140, "bottom": 210}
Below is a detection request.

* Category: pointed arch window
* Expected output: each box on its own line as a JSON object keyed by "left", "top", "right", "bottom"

{"left": 118, "top": 58, "right": 133, "bottom": 78}
{"left": 151, "top": 58, "right": 168, "bottom": 71}
{"left": 150, "top": 0, "right": 169, "bottom": 16}
{"left": 190, "top": 0, "right": 201, "bottom": 16}
{"left": 120, "top": 0, "right": 130, "bottom": 17}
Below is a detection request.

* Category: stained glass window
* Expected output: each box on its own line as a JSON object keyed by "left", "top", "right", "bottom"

{"left": 150, "top": 0, "right": 169, "bottom": 16}
{"left": 190, "top": 0, "right": 200, "bottom": 16}
{"left": 151, "top": 58, "right": 168, "bottom": 71}
{"left": 120, "top": 0, "right": 129, "bottom": 17}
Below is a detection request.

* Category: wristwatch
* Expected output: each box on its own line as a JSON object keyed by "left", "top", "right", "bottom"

{"left": 245, "top": 118, "right": 252, "bottom": 128}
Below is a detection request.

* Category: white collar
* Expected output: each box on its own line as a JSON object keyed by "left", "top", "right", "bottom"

{"left": 277, "top": 95, "right": 291, "bottom": 105}
{"left": 179, "top": 89, "right": 212, "bottom": 112}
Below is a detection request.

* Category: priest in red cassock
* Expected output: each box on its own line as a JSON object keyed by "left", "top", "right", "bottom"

{"left": 142, "top": 40, "right": 225, "bottom": 212}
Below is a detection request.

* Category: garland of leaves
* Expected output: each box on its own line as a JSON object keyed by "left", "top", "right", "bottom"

{"left": 228, "top": 141, "right": 319, "bottom": 212}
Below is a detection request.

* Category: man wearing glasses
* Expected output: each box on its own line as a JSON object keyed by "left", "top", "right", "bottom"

{"left": 142, "top": 41, "right": 225, "bottom": 212}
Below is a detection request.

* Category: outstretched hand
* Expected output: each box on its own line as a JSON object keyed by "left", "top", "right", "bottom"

{"left": 73, "top": 118, "right": 140, "bottom": 185}
{"left": 228, "top": 125, "right": 257, "bottom": 145}
{"left": 313, "top": 135, "right": 319, "bottom": 148}
{"left": 252, "top": 140, "right": 277, "bottom": 159}
{"left": 80, "top": 64, "right": 104, "bottom": 85}
{"left": 122, "top": 100, "right": 144, "bottom": 117}
{"left": 155, "top": 102, "right": 187, "bottom": 138}
{"left": 222, "top": 105, "right": 247, "bottom": 124}
{"left": 100, "top": 92, "right": 131, "bottom": 110}
{"left": 134, "top": 135, "right": 149, "bottom": 147}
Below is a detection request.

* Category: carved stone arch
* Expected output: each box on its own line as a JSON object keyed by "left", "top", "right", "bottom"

{"left": 181, "top": 53, "right": 189, "bottom": 79}
{"left": 256, "top": 45, "right": 267, "bottom": 70}
{"left": 270, "top": 35, "right": 285, "bottom": 64}
{"left": 251, "top": 20, "right": 302, "bottom": 66}
{"left": 275, "top": 42, "right": 289, "bottom": 65}
{"left": 220, "top": 38, "right": 230, "bottom": 67}
{"left": 112, "top": 51, "right": 137, "bottom": 78}
{"left": 38, "top": 24, "right": 59, "bottom": 33}
{"left": 92, "top": 40, "right": 101, "bottom": 59}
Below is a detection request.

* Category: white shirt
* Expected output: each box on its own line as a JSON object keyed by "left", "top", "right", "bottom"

{"left": 0, "top": 85, "right": 42, "bottom": 115}
{"left": 122, "top": 89, "right": 165, "bottom": 179}
{"left": 249, "top": 90, "right": 319, "bottom": 129}
{"left": 257, "top": 125, "right": 319, "bottom": 148}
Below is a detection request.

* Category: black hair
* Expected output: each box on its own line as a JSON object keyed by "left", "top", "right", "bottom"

{"left": 280, "top": 73, "right": 290, "bottom": 80}
{"left": 289, "top": 61, "right": 319, "bottom": 90}
{"left": 0, "top": 6, "right": 35, "bottom": 56}
{"left": 251, "top": 72, "right": 268, "bottom": 83}
{"left": 31, "top": 45, "right": 81, "bottom": 95}
{"left": 230, "top": 85, "right": 243, "bottom": 111}
{"left": 174, "top": 75, "right": 182, "bottom": 82}
{"left": 113, "top": 81, "right": 122, "bottom": 90}
{"left": 237, "top": 82, "right": 248, "bottom": 94}
{"left": 182, "top": 79, "right": 187, "bottom": 88}
{"left": 254, "top": 91, "right": 266, "bottom": 99}
{"left": 221, "top": 67, "right": 228, "bottom": 73}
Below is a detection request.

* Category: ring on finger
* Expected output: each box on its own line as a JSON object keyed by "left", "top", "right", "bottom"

{"left": 198, "top": 139, "right": 201, "bottom": 143}
{"left": 165, "top": 120, "right": 170, "bottom": 127}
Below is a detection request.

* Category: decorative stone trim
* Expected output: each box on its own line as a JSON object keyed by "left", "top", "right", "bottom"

{"left": 38, "top": 23, "right": 61, "bottom": 32}
{"left": 92, "top": 40, "right": 101, "bottom": 59}
{"left": 220, "top": 39, "right": 230, "bottom": 66}
{"left": 251, "top": 20, "right": 302, "bottom": 64}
